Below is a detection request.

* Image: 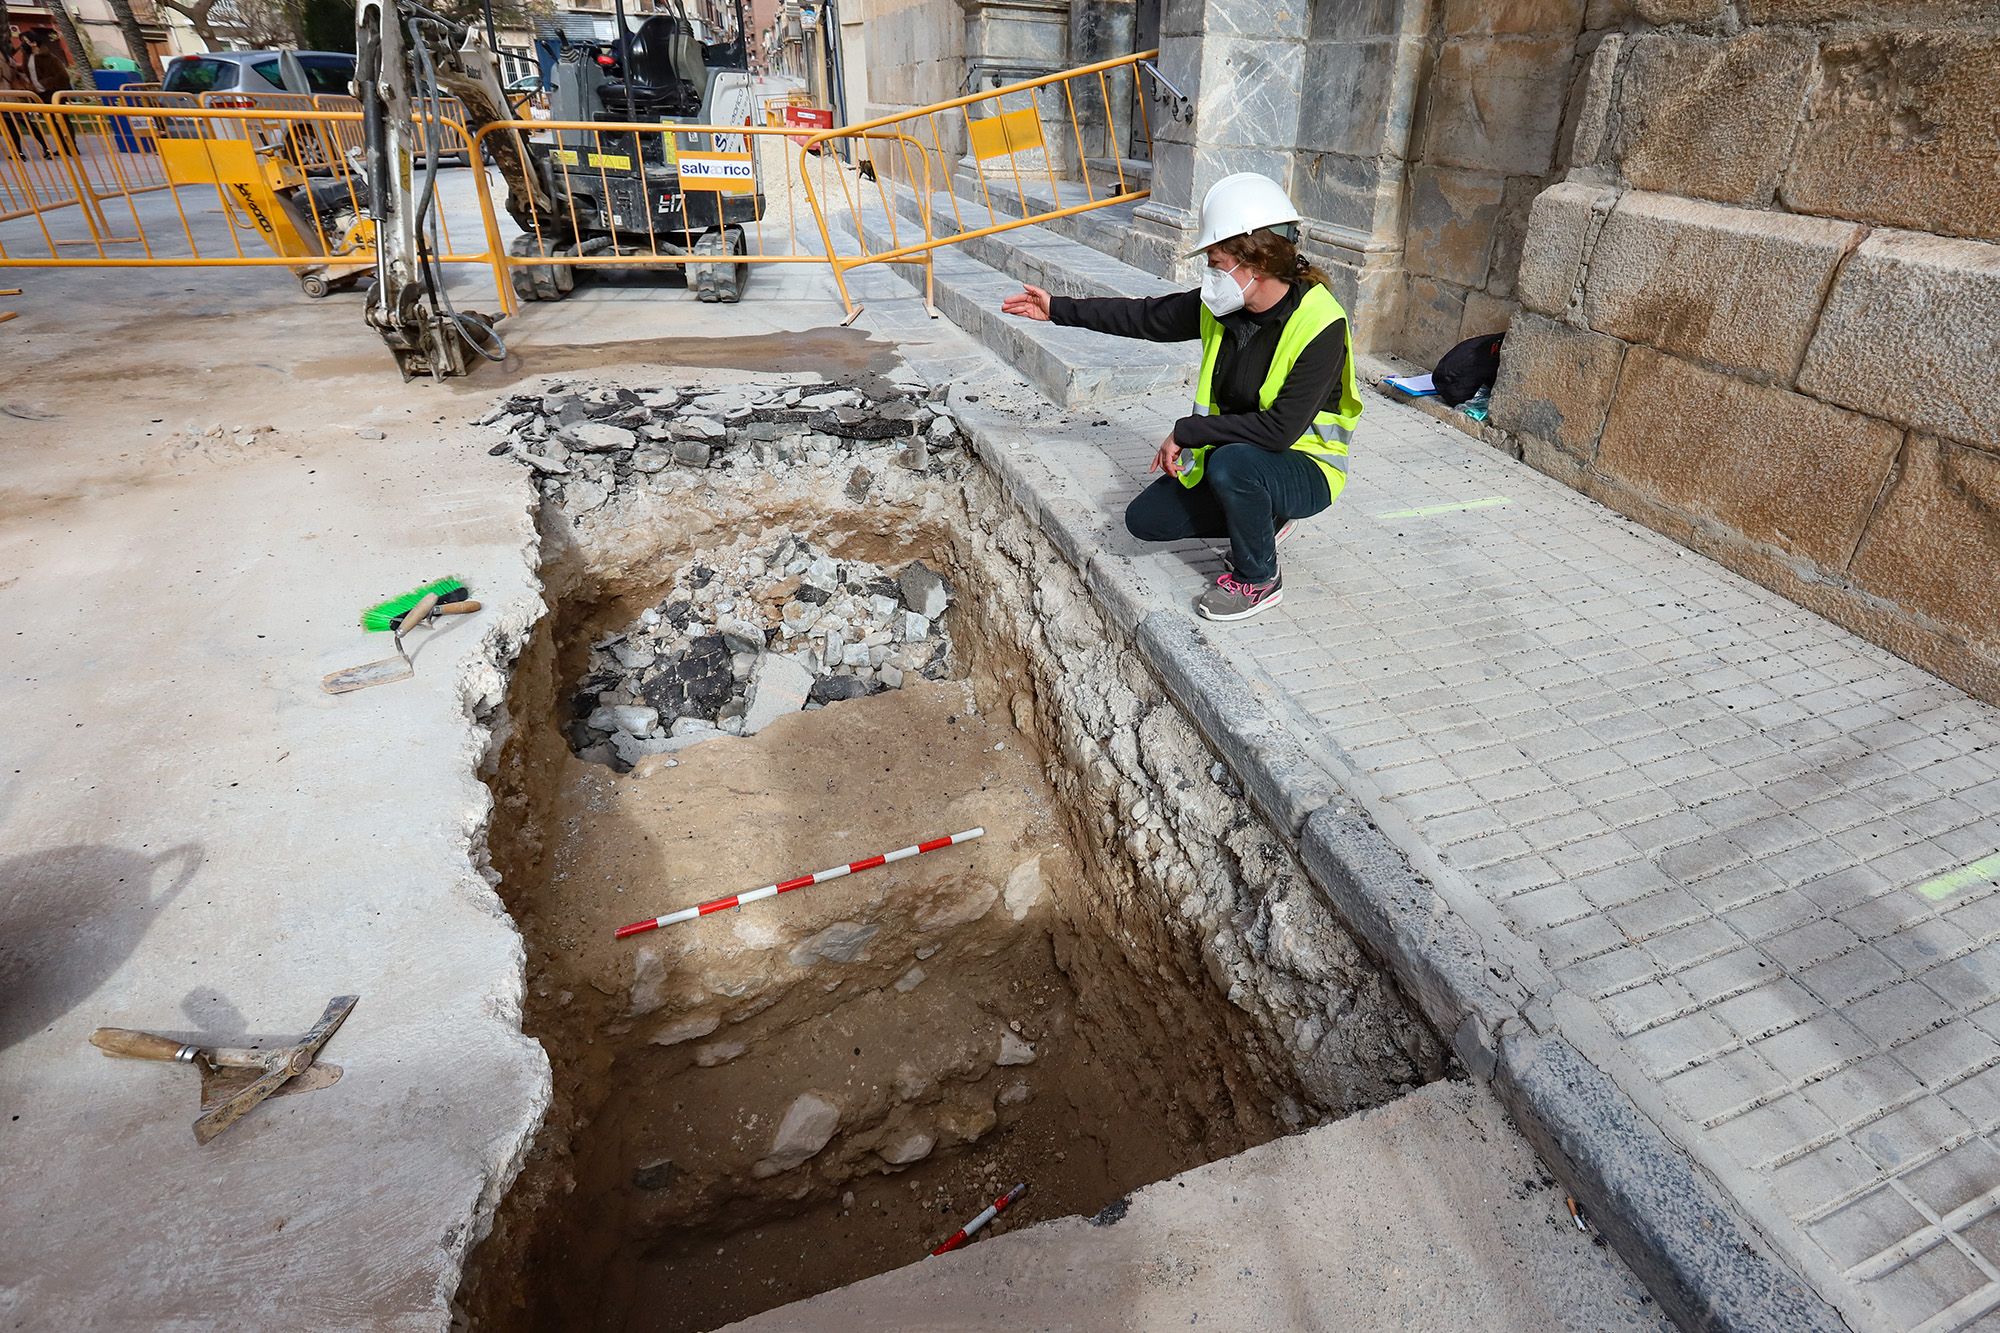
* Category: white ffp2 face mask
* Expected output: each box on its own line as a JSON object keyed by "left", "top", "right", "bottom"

{"left": 1200, "top": 260, "right": 1247, "bottom": 317}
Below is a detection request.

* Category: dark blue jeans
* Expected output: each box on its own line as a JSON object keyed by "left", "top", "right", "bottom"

{"left": 1124, "top": 443, "right": 1333, "bottom": 582}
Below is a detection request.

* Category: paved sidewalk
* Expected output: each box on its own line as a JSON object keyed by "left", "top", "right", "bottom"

{"left": 858, "top": 281, "right": 2000, "bottom": 1330}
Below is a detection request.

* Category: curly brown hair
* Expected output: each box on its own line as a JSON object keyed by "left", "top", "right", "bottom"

{"left": 1215, "top": 227, "right": 1330, "bottom": 293}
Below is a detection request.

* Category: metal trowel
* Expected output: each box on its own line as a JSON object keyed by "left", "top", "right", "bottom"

{"left": 90, "top": 994, "right": 358, "bottom": 1144}
{"left": 322, "top": 592, "right": 444, "bottom": 693}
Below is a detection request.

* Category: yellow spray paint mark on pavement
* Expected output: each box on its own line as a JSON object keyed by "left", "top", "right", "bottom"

{"left": 1376, "top": 496, "right": 1512, "bottom": 520}
{"left": 1915, "top": 854, "right": 2000, "bottom": 902}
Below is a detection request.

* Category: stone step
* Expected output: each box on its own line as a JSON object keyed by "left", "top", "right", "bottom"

{"left": 947, "top": 165, "right": 1156, "bottom": 271}
{"left": 1084, "top": 155, "right": 1152, "bottom": 190}
{"left": 900, "top": 244, "right": 1192, "bottom": 409}
{"left": 891, "top": 183, "right": 1179, "bottom": 303}
{"left": 842, "top": 187, "right": 1191, "bottom": 410}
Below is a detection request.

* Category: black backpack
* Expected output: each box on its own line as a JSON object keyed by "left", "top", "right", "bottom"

{"left": 1433, "top": 332, "right": 1506, "bottom": 407}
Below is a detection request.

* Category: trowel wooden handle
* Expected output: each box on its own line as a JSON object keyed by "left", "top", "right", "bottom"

{"left": 393, "top": 593, "right": 439, "bottom": 648}
{"left": 393, "top": 600, "right": 479, "bottom": 630}
{"left": 90, "top": 1028, "right": 196, "bottom": 1062}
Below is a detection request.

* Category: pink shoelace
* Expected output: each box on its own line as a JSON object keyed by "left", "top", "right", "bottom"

{"left": 1216, "top": 572, "right": 1270, "bottom": 599}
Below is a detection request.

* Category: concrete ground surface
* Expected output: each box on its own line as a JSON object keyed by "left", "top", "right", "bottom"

{"left": 0, "top": 233, "right": 844, "bottom": 1326}
{"left": 835, "top": 256, "right": 2000, "bottom": 1330}
{"left": 728, "top": 1079, "right": 1669, "bottom": 1333}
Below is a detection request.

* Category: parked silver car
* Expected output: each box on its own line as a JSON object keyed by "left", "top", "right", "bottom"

{"left": 162, "top": 50, "right": 355, "bottom": 100}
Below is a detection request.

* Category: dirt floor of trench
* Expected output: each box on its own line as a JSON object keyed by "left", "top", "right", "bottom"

{"left": 473, "top": 530, "right": 1292, "bottom": 1332}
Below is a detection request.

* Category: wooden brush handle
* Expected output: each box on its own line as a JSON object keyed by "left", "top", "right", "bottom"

{"left": 91, "top": 1028, "right": 195, "bottom": 1062}
{"left": 391, "top": 600, "right": 479, "bottom": 632}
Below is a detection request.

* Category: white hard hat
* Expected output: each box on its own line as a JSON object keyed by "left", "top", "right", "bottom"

{"left": 1186, "top": 173, "right": 1301, "bottom": 257}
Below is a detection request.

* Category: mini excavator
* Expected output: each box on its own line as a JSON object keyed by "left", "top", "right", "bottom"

{"left": 354, "top": 0, "right": 764, "bottom": 378}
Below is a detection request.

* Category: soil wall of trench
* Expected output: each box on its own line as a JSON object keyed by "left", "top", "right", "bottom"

{"left": 461, "top": 373, "right": 1446, "bottom": 1330}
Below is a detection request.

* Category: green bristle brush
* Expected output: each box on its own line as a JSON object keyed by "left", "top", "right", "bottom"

{"left": 361, "top": 578, "right": 480, "bottom": 632}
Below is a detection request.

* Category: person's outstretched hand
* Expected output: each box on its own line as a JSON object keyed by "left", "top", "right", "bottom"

{"left": 1149, "top": 433, "right": 1181, "bottom": 477}
{"left": 1001, "top": 284, "right": 1052, "bottom": 321}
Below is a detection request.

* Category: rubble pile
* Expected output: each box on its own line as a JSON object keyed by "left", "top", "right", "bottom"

{"left": 565, "top": 537, "right": 955, "bottom": 769}
{"left": 480, "top": 376, "right": 963, "bottom": 515}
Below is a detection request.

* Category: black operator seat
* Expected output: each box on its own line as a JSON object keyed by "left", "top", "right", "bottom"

{"left": 596, "top": 15, "right": 706, "bottom": 116}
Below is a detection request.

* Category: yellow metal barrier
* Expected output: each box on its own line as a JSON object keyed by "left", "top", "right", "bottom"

{"left": 0, "top": 102, "right": 489, "bottom": 299}
{"left": 797, "top": 49, "right": 1156, "bottom": 311}
{"left": 469, "top": 118, "right": 935, "bottom": 314}
{"left": 759, "top": 90, "right": 813, "bottom": 126}
{"left": 3, "top": 54, "right": 1157, "bottom": 327}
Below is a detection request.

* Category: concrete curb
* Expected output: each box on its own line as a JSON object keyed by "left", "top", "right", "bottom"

{"left": 1497, "top": 1030, "right": 1845, "bottom": 1333}
{"left": 934, "top": 371, "right": 1851, "bottom": 1333}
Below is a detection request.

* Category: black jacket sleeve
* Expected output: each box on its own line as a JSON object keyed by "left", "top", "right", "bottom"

{"left": 1048, "top": 290, "right": 1203, "bottom": 343}
{"left": 1174, "top": 321, "right": 1346, "bottom": 453}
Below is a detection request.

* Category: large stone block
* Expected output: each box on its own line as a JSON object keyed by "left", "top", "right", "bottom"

{"left": 1189, "top": 34, "right": 1308, "bottom": 150}
{"left": 1490, "top": 312, "right": 1626, "bottom": 458}
{"left": 1442, "top": 0, "right": 1588, "bottom": 34}
{"left": 1485, "top": 175, "right": 1547, "bottom": 299}
{"left": 1421, "top": 35, "right": 1577, "bottom": 176}
{"left": 1298, "top": 38, "right": 1415, "bottom": 159}
{"left": 1850, "top": 437, "right": 2000, "bottom": 647}
{"left": 1400, "top": 273, "right": 1471, "bottom": 367}
{"left": 1796, "top": 230, "right": 2000, "bottom": 453}
{"left": 1606, "top": 31, "right": 1816, "bottom": 207}
{"left": 1582, "top": 192, "right": 1862, "bottom": 382}
{"left": 1294, "top": 150, "right": 1404, "bottom": 238}
{"left": 1783, "top": 32, "right": 2000, "bottom": 243}
{"left": 1632, "top": 0, "right": 1727, "bottom": 19}
{"left": 1196, "top": 0, "right": 1310, "bottom": 42}
{"left": 1404, "top": 166, "right": 1507, "bottom": 287}
{"left": 1566, "top": 34, "right": 1622, "bottom": 168}
{"left": 1311, "top": 0, "right": 1421, "bottom": 40}
{"left": 1160, "top": 0, "right": 1206, "bottom": 37}
{"left": 1596, "top": 349, "right": 1902, "bottom": 568}
{"left": 1514, "top": 181, "right": 1615, "bottom": 318}
{"left": 1461, "top": 290, "right": 1519, "bottom": 342}
{"left": 1149, "top": 33, "right": 1203, "bottom": 147}
{"left": 1741, "top": 0, "right": 2000, "bottom": 21}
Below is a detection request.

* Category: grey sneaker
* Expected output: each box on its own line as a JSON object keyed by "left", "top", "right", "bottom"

{"left": 1196, "top": 571, "right": 1283, "bottom": 622}
{"left": 1222, "top": 518, "right": 1301, "bottom": 574}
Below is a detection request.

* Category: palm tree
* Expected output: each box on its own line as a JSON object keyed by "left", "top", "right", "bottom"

{"left": 105, "top": 0, "right": 159, "bottom": 80}
{"left": 42, "top": 0, "right": 93, "bottom": 89}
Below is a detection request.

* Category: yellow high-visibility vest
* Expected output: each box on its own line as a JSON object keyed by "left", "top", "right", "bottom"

{"left": 1179, "top": 283, "right": 1362, "bottom": 495}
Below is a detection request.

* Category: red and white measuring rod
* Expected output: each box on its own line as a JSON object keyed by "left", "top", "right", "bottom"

{"left": 931, "top": 1182, "right": 1028, "bottom": 1256}
{"left": 614, "top": 828, "right": 985, "bottom": 939}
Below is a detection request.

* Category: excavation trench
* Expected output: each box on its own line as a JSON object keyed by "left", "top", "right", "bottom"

{"left": 465, "top": 372, "right": 1446, "bottom": 1331}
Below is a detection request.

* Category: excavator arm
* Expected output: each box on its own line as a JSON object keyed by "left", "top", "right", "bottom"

{"left": 355, "top": 0, "right": 551, "bottom": 378}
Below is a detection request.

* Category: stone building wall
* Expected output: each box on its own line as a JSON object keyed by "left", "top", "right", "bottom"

{"left": 1489, "top": 3, "right": 2000, "bottom": 703}
{"left": 1394, "top": 0, "right": 1600, "bottom": 365}
{"left": 856, "top": 0, "right": 968, "bottom": 123}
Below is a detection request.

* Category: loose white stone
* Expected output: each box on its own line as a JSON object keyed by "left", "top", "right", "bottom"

{"left": 1004, "top": 856, "right": 1045, "bottom": 921}
{"left": 997, "top": 1032, "right": 1037, "bottom": 1066}
{"left": 881, "top": 1131, "right": 935, "bottom": 1166}
{"left": 589, "top": 704, "right": 659, "bottom": 736}
{"left": 743, "top": 654, "right": 814, "bottom": 735}
{"left": 788, "top": 920, "right": 879, "bottom": 966}
{"left": 650, "top": 1014, "right": 720, "bottom": 1047}
{"left": 753, "top": 1093, "right": 841, "bottom": 1176}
